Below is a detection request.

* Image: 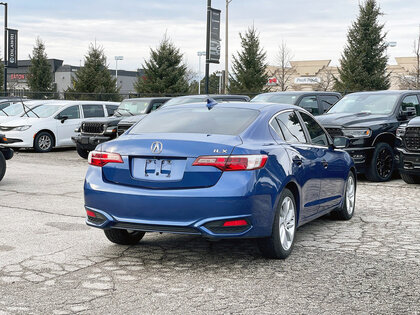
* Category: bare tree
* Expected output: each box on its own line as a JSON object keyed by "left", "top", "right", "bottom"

{"left": 272, "top": 41, "right": 295, "bottom": 91}
{"left": 398, "top": 27, "right": 420, "bottom": 89}
{"left": 315, "top": 67, "right": 335, "bottom": 91}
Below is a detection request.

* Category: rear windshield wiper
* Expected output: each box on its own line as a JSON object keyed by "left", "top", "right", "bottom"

{"left": 21, "top": 99, "right": 40, "bottom": 118}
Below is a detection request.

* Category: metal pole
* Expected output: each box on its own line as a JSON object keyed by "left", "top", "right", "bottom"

{"left": 205, "top": 0, "right": 211, "bottom": 95}
{"left": 2, "top": 3, "right": 7, "bottom": 95}
{"left": 115, "top": 59, "right": 118, "bottom": 89}
{"left": 224, "top": 0, "right": 231, "bottom": 94}
{"left": 198, "top": 54, "right": 201, "bottom": 94}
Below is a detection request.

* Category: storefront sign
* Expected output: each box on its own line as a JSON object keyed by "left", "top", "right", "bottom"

{"left": 294, "top": 77, "right": 321, "bottom": 84}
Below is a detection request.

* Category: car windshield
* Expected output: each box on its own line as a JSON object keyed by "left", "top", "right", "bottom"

{"left": 163, "top": 97, "right": 206, "bottom": 107}
{"left": 0, "top": 102, "right": 23, "bottom": 116}
{"left": 328, "top": 94, "right": 399, "bottom": 115}
{"left": 130, "top": 107, "right": 259, "bottom": 136}
{"left": 251, "top": 94, "right": 298, "bottom": 104}
{"left": 117, "top": 100, "right": 150, "bottom": 115}
{"left": 25, "top": 104, "right": 63, "bottom": 118}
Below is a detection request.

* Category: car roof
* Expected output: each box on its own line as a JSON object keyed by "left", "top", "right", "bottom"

{"left": 124, "top": 97, "right": 171, "bottom": 101}
{"left": 346, "top": 90, "right": 420, "bottom": 96}
{"left": 171, "top": 94, "right": 250, "bottom": 100}
{"left": 161, "top": 101, "right": 298, "bottom": 113}
{"left": 256, "top": 91, "right": 341, "bottom": 96}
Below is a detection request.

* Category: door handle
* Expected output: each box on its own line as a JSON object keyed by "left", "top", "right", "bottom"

{"left": 292, "top": 156, "right": 303, "bottom": 166}
{"left": 322, "top": 160, "right": 328, "bottom": 168}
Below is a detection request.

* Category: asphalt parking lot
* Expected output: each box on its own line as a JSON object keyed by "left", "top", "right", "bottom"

{"left": 0, "top": 149, "right": 419, "bottom": 314}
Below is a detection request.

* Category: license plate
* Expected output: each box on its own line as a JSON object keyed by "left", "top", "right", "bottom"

{"left": 132, "top": 158, "right": 186, "bottom": 181}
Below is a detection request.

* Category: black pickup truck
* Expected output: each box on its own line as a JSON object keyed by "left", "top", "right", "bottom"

{"left": 317, "top": 91, "right": 420, "bottom": 182}
{"left": 0, "top": 134, "right": 14, "bottom": 182}
{"left": 72, "top": 97, "right": 170, "bottom": 158}
{"left": 395, "top": 116, "right": 420, "bottom": 184}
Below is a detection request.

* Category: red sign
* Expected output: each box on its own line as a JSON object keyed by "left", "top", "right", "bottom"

{"left": 267, "top": 77, "right": 277, "bottom": 85}
{"left": 10, "top": 74, "right": 25, "bottom": 80}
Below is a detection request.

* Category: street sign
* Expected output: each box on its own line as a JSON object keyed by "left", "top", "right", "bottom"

{"left": 7, "top": 29, "right": 18, "bottom": 68}
{"left": 208, "top": 8, "right": 221, "bottom": 64}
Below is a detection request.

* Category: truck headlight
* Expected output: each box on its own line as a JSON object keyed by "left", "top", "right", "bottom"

{"left": 396, "top": 126, "right": 406, "bottom": 138}
{"left": 343, "top": 128, "right": 371, "bottom": 138}
{"left": 14, "top": 125, "right": 31, "bottom": 131}
{"left": 105, "top": 126, "right": 117, "bottom": 134}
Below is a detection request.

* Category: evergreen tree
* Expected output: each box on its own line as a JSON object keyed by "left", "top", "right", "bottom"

{"left": 229, "top": 26, "right": 268, "bottom": 94}
{"left": 66, "top": 44, "right": 120, "bottom": 101}
{"left": 27, "top": 37, "right": 54, "bottom": 98}
{"left": 135, "top": 36, "right": 189, "bottom": 95}
{"left": 334, "top": 0, "right": 390, "bottom": 91}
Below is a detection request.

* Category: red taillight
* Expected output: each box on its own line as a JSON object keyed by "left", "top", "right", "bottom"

{"left": 192, "top": 155, "right": 268, "bottom": 171}
{"left": 86, "top": 209, "right": 96, "bottom": 217}
{"left": 88, "top": 151, "right": 123, "bottom": 167}
{"left": 223, "top": 219, "right": 248, "bottom": 227}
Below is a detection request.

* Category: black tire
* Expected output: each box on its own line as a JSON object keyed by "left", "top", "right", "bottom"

{"left": 104, "top": 229, "right": 145, "bottom": 245}
{"left": 332, "top": 172, "right": 356, "bottom": 220}
{"left": 76, "top": 146, "right": 89, "bottom": 159}
{"left": 34, "top": 131, "right": 54, "bottom": 153}
{"left": 258, "top": 188, "right": 297, "bottom": 259}
{"left": 365, "top": 142, "right": 394, "bottom": 182}
{"left": 0, "top": 153, "right": 6, "bottom": 182}
{"left": 401, "top": 173, "right": 420, "bottom": 184}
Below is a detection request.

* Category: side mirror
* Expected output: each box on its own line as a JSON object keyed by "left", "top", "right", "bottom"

{"left": 399, "top": 106, "right": 416, "bottom": 120}
{"left": 332, "top": 136, "right": 350, "bottom": 149}
{"left": 59, "top": 115, "right": 69, "bottom": 123}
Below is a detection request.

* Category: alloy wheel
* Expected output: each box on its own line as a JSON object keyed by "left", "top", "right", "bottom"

{"left": 279, "top": 196, "right": 295, "bottom": 251}
{"left": 346, "top": 175, "right": 355, "bottom": 215}
{"left": 376, "top": 148, "right": 393, "bottom": 179}
{"left": 38, "top": 135, "right": 52, "bottom": 151}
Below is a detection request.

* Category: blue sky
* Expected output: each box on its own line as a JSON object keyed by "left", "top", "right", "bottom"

{"left": 3, "top": 0, "right": 420, "bottom": 74}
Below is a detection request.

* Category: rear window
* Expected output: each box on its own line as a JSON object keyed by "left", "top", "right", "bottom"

{"left": 130, "top": 107, "right": 259, "bottom": 136}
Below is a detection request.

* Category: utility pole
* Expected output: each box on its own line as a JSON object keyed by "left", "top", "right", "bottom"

{"left": 224, "top": 0, "right": 232, "bottom": 94}
{"left": 197, "top": 51, "right": 205, "bottom": 94}
{"left": 205, "top": 0, "right": 211, "bottom": 94}
{"left": 0, "top": 2, "right": 7, "bottom": 95}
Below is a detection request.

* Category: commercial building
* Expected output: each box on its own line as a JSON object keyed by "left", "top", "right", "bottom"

{"left": 6, "top": 59, "right": 142, "bottom": 96}
{"left": 265, "top": 57, "right": 420, "bottom": 91}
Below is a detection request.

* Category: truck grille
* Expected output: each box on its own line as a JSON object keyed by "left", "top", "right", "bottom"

{"left": 405, "top": 127, "right": 420, "bottom": 151}
{"left": 325, "top": 128, "right": 343, "bottom": 138}
{"left": 81, "top": 122, "right": 105, "bottom": 134}
{"left": 117, "top": 123, "right": 133, "bottom": 136}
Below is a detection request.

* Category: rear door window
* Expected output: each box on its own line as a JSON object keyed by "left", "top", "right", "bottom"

{"left": 298, "top": 96, "right": 320, "bottom": 115}
{"left": 130, "top": 107, "right": 259, "bottom": 136}
{"left": 150, "top": 101, "right": 165, "bottom": 112}
{"left": 275, "top": 111, "right": 307, "bottom": 143}
{"left": 318, "top": 95, "right": 339, "bottom": 113}
{"left": 82, "top": 104, "right": 105, "bottom": 118}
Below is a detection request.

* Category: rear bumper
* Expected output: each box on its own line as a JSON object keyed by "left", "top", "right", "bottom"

{"left": 395, "top": 147, "right": 420, "bottom": 175}
{"left": 84, "top": 166, "right": 275, "bottom": 238}
{"left": 72, "top": 134, "right": 112, "bottom": 151}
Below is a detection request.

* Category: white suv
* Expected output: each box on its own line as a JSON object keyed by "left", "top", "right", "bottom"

{"left": 0, "top": 100, "right": 119, "bottom": 152}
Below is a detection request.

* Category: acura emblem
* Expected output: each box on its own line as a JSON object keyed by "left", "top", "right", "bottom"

{"left": 151, "top": 141, "right": 163, "bottom": 154}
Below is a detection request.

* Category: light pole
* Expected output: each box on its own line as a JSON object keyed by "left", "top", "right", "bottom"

{"left": 0, "top": 2, "right": 7, "bottom": 95}
{"left": 114, "top": 55, "right": 123, "bottom": 89}
{"left": 224, "top": 0, "right": 232, "bottom": 94}
{"left": 197, "top": 51, "right": 205, "bottom": 94}
{"left": 216, "top": 71, "right": 223, "bottom": 94}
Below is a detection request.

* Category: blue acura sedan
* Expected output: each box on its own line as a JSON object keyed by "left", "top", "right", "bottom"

{"left": 84, "top": 101, "right": 356, "bottom": 259}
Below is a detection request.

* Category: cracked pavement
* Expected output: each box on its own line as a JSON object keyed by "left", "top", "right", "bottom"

{"left": 0, "top": 149, "right": 419, "bottom": 314}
